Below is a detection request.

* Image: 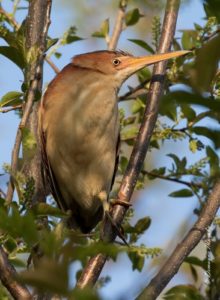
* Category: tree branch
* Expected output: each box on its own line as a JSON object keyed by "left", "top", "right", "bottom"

{"left": 0, "top": 5, "right": 18, "bottom": 28}
{"left": 77, "top": 0, "right": 180, "bottom": 288}
{"left": 0, "top": 246, "right": 31, "bottom": 299}
{"left": 108, "top": 0, "right": 128, "bottom": 50}
{"left": 119, "top": 79, "right": 149, "bottom": 102}
{"left": 5, "top": 0, "right": 52, "bottom": 204}
{"left": 136, "top": 179, "right": 220, "bottom": 300}
{"left": 0, "top": 105, "right": 22, "bottom": 114}
{"left": 45, "top": 56, "right": 60, "bottom": 74}
{"left": 142, "top": 170, "right": 203, "bottom": 189}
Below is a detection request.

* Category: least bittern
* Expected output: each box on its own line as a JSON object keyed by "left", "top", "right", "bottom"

{"left": 39, "top": 50, "right": 189, "bottom": 233}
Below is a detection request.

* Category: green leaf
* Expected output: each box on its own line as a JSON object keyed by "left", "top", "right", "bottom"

{"left": 64, "top": 26, "right": 83, "bottom": 44}
{"left": 137, "top": 68, "right": 152, "bottom": 83}
{"left": 189, "top": 264, "right": 198, "bottom": 282}
{"left": 128, "top": 39, "right": 154, "bottom": 54}
{"left": 203, "top": 0, "right": 220, "bottom": 22}
{"left": 0, "top": 46, "right": 26, "bottom": 70}
{"left": 46, "top": 38, "right": 59, "bottom": 51}
{"left": 121, "top": 125, "right": 138, "bottom": 141}
{"left": 194, "top": 23, "right": 203, "bottom": 30}
{"left": 0, "top": 91, "right": 23, "bottom": 108}
{"left": 167, "top": 154, "right": 187, "bottom": 173}
{"left": 184, "top": 256, "right": 206, "bottom": 270}
{"left": 19, "top": 259, "right": 69, "bottom": 295}
{"left": 127, "top": 245, "right": 161, "bottom": 271}
{"left": 149, "top": 139, "right": 160, "bottom": 149}
{"left": 125, "top": 8, "right": 144, "bottom": 26}
{"left": 181, "top": 30, "right": 197, "bottom": 50}
{"left": 70, "top": 288, "right": 100, "bottom": 300}
{"left": 169, "top": 189, "right": 194, "bottom": 198}
{"left": 190, "top": 35, "right": 220, "bottom": 92}
{"left": 147, "top": 167, "right": 166, "bottom": 180}
{"left": 119, "top": 156, "right": 128, "bottom": 173}
{"left": 180, "top": 103, "right": 196, "bottom": 122}
{"left": 191, "top": 126, "right": 220, "bottom": 149}
{"left": 173, "top": 38, "right": 182, "bottom": 51}
{"left": 131, "top": 98, "right": 145, "bottom": 114}
{"left": 54, "top": 52, "right": 62, "bottom": 59}
{"left": 31, "top": 203, "right": 67, "bottom": 218}
{"left": 162, "top": 90, "right": 220, "bottom": 112}
{"left": 4, "top": 237, "right": 17, "bottom": 253}
{"left": 206, "top": 145, "right": 220, "bottom": 177}
{"left": 159, "top": 98, "right": 177, "bottom": 121}
{"left": 92, "top": 19, "right": 109, "bottom": 38}
{"left": 164, "top": 284, "right": 205, "bottom": 300}
{"left": 130, "top": 252, "right": 144, "bottom": 271}
{"left": 0, "top": 207, "right": 38, "bottom": 246}
{"left": 134, "top": 217, "right": 151, "bottom": 234}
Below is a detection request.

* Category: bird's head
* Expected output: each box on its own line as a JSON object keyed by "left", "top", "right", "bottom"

{"left": 72, "top": 49, "right": 190, "bottom": 87}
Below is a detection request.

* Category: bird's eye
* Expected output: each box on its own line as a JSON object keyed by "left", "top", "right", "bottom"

{"left": 112, "top": 58, "right": 121, "bottom": 66}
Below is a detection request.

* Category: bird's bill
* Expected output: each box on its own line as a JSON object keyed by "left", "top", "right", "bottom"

{"left": 121, "top": 50, "right": 190, "bottom": 74}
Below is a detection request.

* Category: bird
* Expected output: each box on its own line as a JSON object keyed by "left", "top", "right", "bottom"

{"left": 39, "top": 49, "right": 189, "bottom": 233}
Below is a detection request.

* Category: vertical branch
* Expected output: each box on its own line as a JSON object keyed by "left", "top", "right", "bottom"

{"left": 136, "top": 179, "right": 220, "bottom": 300}
{"left": 77, "top": 0, "right": 180, "bottom": 288}
{"left": 0, "top": 246, "right": 31, "bottom": 299}
{"left": 2, "top": 1, "right": 52, "bottom": 298}
{"left": 23, "top": 0, "right": 52, "bottom": 206}
{"left": 6, "top": 0, "right": 52, "bottom": 204}
{"left": 108, "top": 0, "right": 128, "bottom": 50}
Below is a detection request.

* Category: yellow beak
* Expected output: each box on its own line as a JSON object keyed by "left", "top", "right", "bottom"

{"left": 120, "top": 50, "right": 190, "bottom": 75}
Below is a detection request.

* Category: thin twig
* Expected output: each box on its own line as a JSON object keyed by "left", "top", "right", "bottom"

{"left": 12, "top": 0, "right": 21, "bottom": 16}
{"left": 6, "top": 66, "right": 40, "bottom": 204}
{"left": 0, "top": 105, "right": 22, "bottom": 113}
{"left": 5, "top": 65, "right": 42, "bottom": 204}
{"left": 0, "top": 246, "right": 31, "bottom": 299}
{"left": 0, "top": 188, "right": 6, "bottom": 198}
{"left": 108, "top": 0, "right": 128, "bottom": 50}
{"left": 0, "top": 6, "right": 19, "bottom": 28}
{"left": 45, "top": 56, "right": 60, "bottom": 74}
{"left": 136, "top": 179, "right": 220, "bottom": 300}
{"left": 119, "top": 79, "right": 150, "bottom": 101}
{"left": 142, "top": 170, "right": 203, "bottom": 188}
{"left": 77, "top": 0, "right": 181, "bottom": 289}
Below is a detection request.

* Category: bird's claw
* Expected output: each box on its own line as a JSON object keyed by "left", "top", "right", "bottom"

{"left": 104, "top": 211, "right": 128, "bottom": 246}
{"left": 110, "top": 198, "right": 132, "bottom": 208}
{"left": 98, "top": 191, "right": 129, "bottom": 246}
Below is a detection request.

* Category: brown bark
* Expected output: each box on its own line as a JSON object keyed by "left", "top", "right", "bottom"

{"left": 0, "top": 246, "right": 31, "bottom": 299}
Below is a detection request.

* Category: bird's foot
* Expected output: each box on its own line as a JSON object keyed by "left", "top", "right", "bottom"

{"left": 110, "top": 198, "right": 132, "bottom": 207}
{"left": 104, "top": 211, "right": 128, "bottom": 246}
{"left": 98, "top": 190, "right": 110, "bottom": 211}
{"left": 97, "top": 191, "right": 128, "bottom": 246}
